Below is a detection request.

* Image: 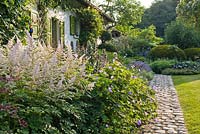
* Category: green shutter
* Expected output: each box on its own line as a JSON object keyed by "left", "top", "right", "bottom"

{"left": 46, "top": 17, "right": 52, "bottom": 45}
{"left": 70, "top": 15, "right": 76, "bottom": 35}
{"left": 61, "top": 22, "right": 65, "bottom": 45}
{"left": 31, "top": 12, "right": 38, "bottom": 39}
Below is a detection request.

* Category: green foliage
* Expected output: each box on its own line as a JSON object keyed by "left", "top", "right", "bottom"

{"left": 100, "top": 30, "right": 112, "bottom": 43}
{"left": 162, "top": 68, "right": 200, "bottom": 75}
{"left": 88, "top": 62, "right": 157, "bottom": 133}
{"left": 0, "top": 38, "right": 157, "bottom": 133}
{"left": 177, "top": 0, "right": 200, "bottom": 31}
{"left": 138, "top": 0, "right": 177, "bottom": 37}
{"left": 98, "top": 43, "right": 117, "bottom": 52}
{"left": 184, "top": 48, "right": 200, "bottom": 61}
{"left": 148, "top": 45, "right": 186, "bottom": 60}
{"left": 150, "top": 59, "right": 176, "bottom": 74}
{"left": 0, "top": 85, "right": 89, "bottom": 133}
{"left": 100, "top": 0, "right": 144, "bottom": 27}
{"left": 162, "top": 61, "right": 200, "bottom": 75}
{"left": 78, "top": 8, "right": 103, "bottom": 45}
{"left": 0, "top": 0, "right": 30, "bottom": 43}
{"left": 165, "top": 21, "right": 200, "bottom": 49}
{"left": 137, "top": 25, "right": 163, "bottom": 45}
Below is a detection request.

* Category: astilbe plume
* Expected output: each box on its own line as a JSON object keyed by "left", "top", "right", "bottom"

{"left": 0, "top": 32, "right": 87, "bottom": 91}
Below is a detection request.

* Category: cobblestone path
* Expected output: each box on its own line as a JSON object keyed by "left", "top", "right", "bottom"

{"left": 141, "top": 75, "right": 188, "bottom": 134}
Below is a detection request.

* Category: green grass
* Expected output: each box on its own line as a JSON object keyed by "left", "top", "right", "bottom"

{"left": 172, "top": 74, "right": 200, "bottom": 134}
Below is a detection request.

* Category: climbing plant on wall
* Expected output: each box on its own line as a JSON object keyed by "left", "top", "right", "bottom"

{"left": 77, "top": 7, "right": 103, "bottom": 47}
{"left": 0, "top": 0, "right": 30, "bottom": 44}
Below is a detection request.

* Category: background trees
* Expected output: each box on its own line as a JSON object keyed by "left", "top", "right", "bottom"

{"left": 138, "top": 0, "right": 178, "bottom": 37}
{"left": 177, "top": 0, "right": 200, "bottom": 30}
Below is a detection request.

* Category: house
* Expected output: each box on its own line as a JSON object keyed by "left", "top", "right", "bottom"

{"left": 26, "top": 0, "right": 114, "bottom": 51}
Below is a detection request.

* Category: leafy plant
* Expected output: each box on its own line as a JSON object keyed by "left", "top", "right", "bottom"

{"left": 184, "top": 48, "right": 200, "bottom": 61}
{"left": 100, "top": 30, "right": 112, "bottom": 43}
{"left": 87, "top": 62, "right": 157, "bottom": 133}
{"left": 150, "top": 59, "right": 176, "bottom": 74}
{"left": 78, "top": 8, "right": 103, "bottom": 47}
{"left": 148, "top": 45, "right": 186, "bottom": 60}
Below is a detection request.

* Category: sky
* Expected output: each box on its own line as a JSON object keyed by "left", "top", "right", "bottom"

{"left": 96, "top": 0, "right": 155, "bottom": 8}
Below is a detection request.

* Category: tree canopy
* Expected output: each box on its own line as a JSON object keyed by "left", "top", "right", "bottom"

{"left": 177, "top": 0, "right": 200, "bottom": 30}
{"left": 100, "top": 0, "right": 144, "bottom": 27}
{"left": 138, "top": 0, "right": 177, "bottom": 37}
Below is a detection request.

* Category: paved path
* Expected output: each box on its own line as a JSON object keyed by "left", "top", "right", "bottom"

{"left": 140, "top": 75, "right": 188, "bottom": 134}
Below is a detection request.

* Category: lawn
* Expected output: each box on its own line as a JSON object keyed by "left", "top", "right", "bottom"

{"left": 173, "top": 74, "right": 200, "bottom": 134}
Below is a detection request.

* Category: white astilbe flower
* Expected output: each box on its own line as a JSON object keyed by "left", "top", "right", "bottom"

{"left": 0, "top": 48, "right": 4, "bottom": 61}
{"left": 68, "top": 76, "right": 76, "bottom": 84}
{"left": 32, "top": 63, "right": 40, "bottom": 80}
{"left": 0, "top": 35, "right": 88, "bottom": 91}
{"left": 42, "top": 61, "right": 49, "bottom": 77}
{"left": 56, "top": 42, "right": 63, "bottom": 53}
{"left": 50, "top": 53, "right": 58, "bottom": 66}
{"left": 7, "top": 36, "right": 15, "bottom": 49}
{"left": 66, "top": 44, "right": 73, "bottom": 59}
{"left": 26, "top": 31, "right": 33, "bottom": 46}
{"left": 57, "top": 74, "right": 65, "bottom": 89}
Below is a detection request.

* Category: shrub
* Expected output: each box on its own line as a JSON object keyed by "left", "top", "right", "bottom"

{"left": 162, "top": 61, "right": 200, "bottom": 75}
{"left": 150, "top": 59, "right": 176, "bottom": 74}
{"left": 184, "top": 48, "right": 200, "bottom": 61}
{"left": 98, "top": 43, "right": 117, "bottom": 52}
{"left": 173, "top": 61, "right": 200, "bottom": 70}
{"left": 88, "top": 62, "right": 157, "bottom": 134}
{"left": 0, "top": 35, "right": 91, "bottom": 133}
{"left": 162, "top": 68, "right": 200, "bottom": 75}
{"left": 129, "top": 39, "right": 154, "bottom": 57}
{"left": 100, "top": 30, "right": 112, "bottom": 43}
{"left": 131, "top": 61, "right": 152, "bottom": 72}
{"left": 165, "top": 21, "right": 200, "bottom": 49}
{"left": 148, "top": 45, "right": 186, "bottom": 60}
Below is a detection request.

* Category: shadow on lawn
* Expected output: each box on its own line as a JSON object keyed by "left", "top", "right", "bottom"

{"left": 172, "top": 74, "right": 200, "bottom": 86}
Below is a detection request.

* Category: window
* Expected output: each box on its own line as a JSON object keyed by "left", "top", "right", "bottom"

{"left": 70, "top": 41, "right": 74, "bottom": 51}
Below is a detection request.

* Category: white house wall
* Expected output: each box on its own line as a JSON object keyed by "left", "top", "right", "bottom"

{"left": 47, "top": 8, "right": 80, "bottom": 51}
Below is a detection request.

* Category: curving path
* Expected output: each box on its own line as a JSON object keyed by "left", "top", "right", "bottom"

{"left": 140, "top": 75, "right": 188, "bottom": 134}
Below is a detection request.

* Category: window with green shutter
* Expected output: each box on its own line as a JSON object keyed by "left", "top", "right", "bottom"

{"left": 60, "top": 22, "right": 65, "bottom": 45}
{"left": 70, "top": 15, "right": 76, "bottom": 35}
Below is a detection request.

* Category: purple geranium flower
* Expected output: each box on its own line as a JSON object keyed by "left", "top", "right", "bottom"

{"left": 128, "top": 91, "right": 132, "bottom": 95}
{"left": 152, "top": 85, "right": 157, "bottom": 90}
{"left": 136, "top": 120, "right": 142, "bottom": 127}
{"left": 108, "top": 87, "right": 113, "bottom": 93}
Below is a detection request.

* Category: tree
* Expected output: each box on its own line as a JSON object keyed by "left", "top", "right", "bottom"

{"left": 99, "top": 0, "right": 144, "bottom": 28}
{"left": 177, "top": 0, "right": 200, "bottom": 31}
{"left": 165, "top": 21, "right": 200, "bottom": 49}
{"left": 138, "top": 0, "right": 178, "bottom": 37}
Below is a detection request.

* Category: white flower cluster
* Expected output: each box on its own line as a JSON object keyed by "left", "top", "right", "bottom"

{"left": 0, "top": 32, "right": 86, "bottom": 91}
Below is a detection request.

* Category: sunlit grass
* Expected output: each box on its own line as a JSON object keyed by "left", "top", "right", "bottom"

{"left": 173, "top": 74, "right": 200, "bottom": 134}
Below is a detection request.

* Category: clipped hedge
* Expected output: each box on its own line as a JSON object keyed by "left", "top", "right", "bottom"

{"left": 184, "top": 48, "right": 200, "bottom": 61}
{"left": 148, "top": 45, "right": 186, "bottom": 60}
{"left": 150, "top": 59, "right": 176, "bottom": 74}
{"left": 162, "top": 61, "right": 200, "bottom": 75}
{"left": 162, "top": 68, "right": 200, "bottom": 75}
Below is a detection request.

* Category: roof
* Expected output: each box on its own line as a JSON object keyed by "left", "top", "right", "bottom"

{"left": 77, "top": 0, "right": 115, "bottom": 23}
